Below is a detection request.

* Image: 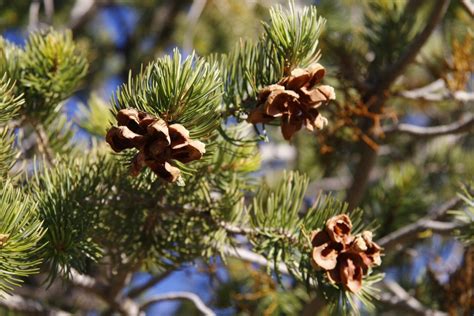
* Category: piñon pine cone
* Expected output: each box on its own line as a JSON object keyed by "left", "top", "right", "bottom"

{"left": 106, "top": 109, "right": 205, "bottom": 182}
{"left": 248, "top": 63, "right": 335, "bottom": 140}
{"left": 310, "top": 214, "right": 382, "bottom": 293}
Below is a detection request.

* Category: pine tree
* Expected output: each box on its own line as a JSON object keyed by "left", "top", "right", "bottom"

{"left": 0, "top": 0, "right": 472, "bottom": 315}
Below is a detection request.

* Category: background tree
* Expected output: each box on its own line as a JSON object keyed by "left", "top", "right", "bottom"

{"left": 0, "top": 0, "right": 473, "bottom": 315}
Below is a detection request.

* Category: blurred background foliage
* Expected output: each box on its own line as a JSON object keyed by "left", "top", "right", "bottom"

{"left": 0, "top": 0, "right": 473, "bottom": 315}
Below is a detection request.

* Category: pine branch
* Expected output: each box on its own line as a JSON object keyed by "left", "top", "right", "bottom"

{"left": 374, "top": 0, "right": 451, "bottom": 94}
{"left": 69, "top": 0, "right": 99, "bottom": 31}
{"left": 398, "top": 79, "right": 474, "bottom": 102}
{"left": 222, "top": 245, "right": 290, "bottom": 275}
{"left": 346, "top": 0, "right": 451, "bottom": 210}
{"left": 383, "top": 114, "right": 474, "bottom": 137}
{"left": 139, "top": 292, "right": 215, "bottom": 315}
{"left": 460, "top": 0, "right": 474, "bottom": 16}
{"left": 183, "top": 0, "right": 208, "bottom": 52}
{"left": 377, "top": 197, "right": 461, "bottom": 251}
{"left": 28, "top": 0, "right": 41, "bottom": 31}
{"left": 127, "top": 270, "right": 173, "bottom": 299}
{"left": 379, "top": 280, "right": 447, "bottom": 316}
{"left": 0, "top": 293, "right": 71, "bottom": 315}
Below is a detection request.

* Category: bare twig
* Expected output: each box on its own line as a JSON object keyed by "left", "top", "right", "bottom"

{"left": 398, "top": 79, "right": 474, "bottom": 102}
{"left": 68, "top": 268, "right": 108, "bottom": 296}
{"left": 29, "top": 0, "right": 41, "bottom": 31}
{"left": 218, "top": 220, "right": 299, "bottom": 245}
{"left": 183, "top": 0, "right": 208, "bottom": 52}
{"left": 0, "top": 293, "right": 72, "bottom": 315}
{"left": 379, "top": 280, "right": 447, "bottom": 316}
{"left": 383, "top": 114, "right": 474, "bottom": 137}
{"left": 139, "top": 292, "right": 215, "bottom": 315}
{"left": 43, "top": 0, "right": 54, "bottom": 24}
{"left": 460, "top": 0, "right": 474, "bottom": 17}
{"left": 127, "top": 270, "right": 173, "bottom": 299}
{"left": 222, "top": 245, "right": 290, "bottom": 275}
{"left": 69, "top": 0, "right": 97, "bottom": 32}
{"left": 377, "top": 197, "right": 462, "bottom": 251}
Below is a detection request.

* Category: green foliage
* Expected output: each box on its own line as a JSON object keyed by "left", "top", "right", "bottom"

{"left": 363, "top": 0, "right": 421, "bottom": 81}
{"left": 0, "top": 128, "right": 17, "bottom": 177}
{"left": 113, "top": 49, "right": 222, "bottom": 139}
{"left": 449, "top": 183, "right": 474, "bottom": 245}
{"left": 77, "top": 93, "right": 114, "bottom": 137}
{"left": 0, "top": 181, "right": 44, "bottom": 296}
{"left": 250, "top": 171, "right": 308, "bottom": 236}
{"left": 19, "top": 29, "right": 88, "bottom": 117}
{"left": 0, "top": 74, "right": 23, "bottom": 124}
{"left": 246, "top": 171, "right": 381, "bottom": 312}
{"left": 217, "top": 1, "right": 325, "bottom": 116}
{"left": 263, "top": 1, "right": 325, "bottom": 72}
{"left": 29, "top": 157, "right": 108, "bottom": 280}
{"left": 43, "top": 112, "right": 76, "bottom": 155}
{"left": 211, "top": 259, "right": 310, "bottom": 316}
{"left": 362, "top": 163, "right": 433, "bottom": 236}
{"left": 0, "top": 37, "right": 22, "bottom": 78}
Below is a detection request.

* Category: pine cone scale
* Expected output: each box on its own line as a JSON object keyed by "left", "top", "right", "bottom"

{"left": 106, "top": 109, "right": 205, "bottom": 182}
{"left": 248, "top": 63, "right": 335, "bottom": 140}
{"left": 310, "top": 214, "right": 382, "bottom": 293}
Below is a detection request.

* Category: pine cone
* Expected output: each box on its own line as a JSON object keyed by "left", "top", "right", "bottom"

{"left": 248, "top": 63, "right": 335, "bottom": 140}
{"left": 309, "top": 214, "right": 382, "bottom": 293}
{"left": 106, "top": 109, "right": 205, "bottom": 182}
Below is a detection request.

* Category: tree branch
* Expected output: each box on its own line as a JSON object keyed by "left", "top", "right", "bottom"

{"left": 383, "top": 114, "right": 474, "bottom": 137}
{"left": 377, "top": 197, "right": 462, "bottom": 251}
{"left": 345, "top": 0, "right": 451, "bottom": 211}
{"left": 0, "top": 293, "right": 72, "bottom": 315}
{"left": 127, "top": 270, "right": 173, "bottom": 299}
{"left": 139, "top": 292, "right": 215, "bottom": 315}
{"left": 376, "top": 0, "right": 451, "bottom": 93}
{"left": 28, "top": 0, "right": 41, "bottom": 31}
{"left": 398, "top": 79, "right": 474, "bottom": 102}
{"left": 222, "top": 245, "right": 290, "bottom": 275}
{"left": 379, "top": 280, "right": 447, "bottom": 316}
{"left": 460, "top": 0, "right": 474, "bottom": 17}
{"left": 183, "top": 0, "right": 208, "bottom": 52}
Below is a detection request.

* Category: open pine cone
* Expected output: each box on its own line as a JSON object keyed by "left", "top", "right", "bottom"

{"left": 248, "top": 63, "right": 335, "bottom": 140}
{"left": 106, "top": 109, "right": 205, "bottom": 182}
{"left": 310, "top": 214, "right": 382, "bottom": 293}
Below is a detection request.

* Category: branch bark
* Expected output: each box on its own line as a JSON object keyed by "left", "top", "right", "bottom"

{"left": 345, "top": 0, "right": 451, "bottom": 210}
{"left": 0, "top": 293, "right": 71, "bottom": 315}
{"left": 460, "top": 0, "right": 474, "bottom": 16}
{"left": 374, "top": 0, "right": 451, "bottom": 93}
{"left": 379, "top": 280, "right": 447, "bottom": 316}
{"left": 139, "top": 292, "right": 215, "bottom": 315}
{"left": 222, "top": 245, "right": 290, "bottom": 275}
{"left": 127, "top": 270, "right": 173, "bottom": 299}
{"left": 383, "top": 114, "right": 474, "bottom": 137}
{"left": 377, "top": 197, "right": 462, "bottom": 251}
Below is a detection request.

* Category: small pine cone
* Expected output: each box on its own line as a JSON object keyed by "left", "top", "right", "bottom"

{"left": 325, "top": 214, "right": 353, "bottom": 245}
{"left": 310, "top": 229, "right": 343, "bottom": 270}
{"left": 309, "top": 214, "right": 382, "bottom": 293}
{"left": 327, "top": 252, "right": 365, "bottom": 293}
{"left": 106, "top": 109, "right": 205, "bottom": 182}
{"left": 247, "top": 63, "right": 335, "bottom": 140}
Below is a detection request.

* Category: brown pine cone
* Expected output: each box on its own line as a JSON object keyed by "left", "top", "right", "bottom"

{"left": 106, "top": 109, "right": 205, "bottom": 182}
{"left": 309, "top": 214, "right": 382, "bottom": 293}
{"left": 248, "top": 63, "right": 335, "bottom": 140}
